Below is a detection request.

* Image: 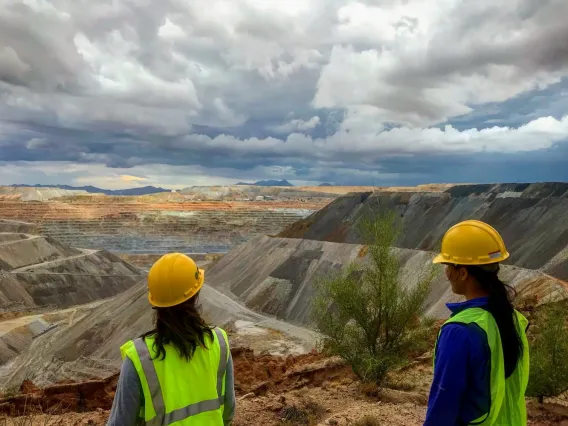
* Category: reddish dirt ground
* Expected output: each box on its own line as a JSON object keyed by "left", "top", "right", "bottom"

{"left": 0, "top": 348, "right": 347, "bottom": 416}
{"left": 231, "top": 348, "right": 353, "bottom": 396}
{"left": 1, "top": 348, "right": 566, "bottom": 425}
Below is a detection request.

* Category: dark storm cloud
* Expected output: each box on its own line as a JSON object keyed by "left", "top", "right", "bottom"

{"left": 445, "top": 78, "right": 568, "bottom": 131}
{"left": 0, "top": 3, "right": 91, "bottom": 93}
{"left": 393, "top": 0, "right": 568, "bottom": 83}
{"left": 0, "top": 0, "right": 568, "bottom": 187}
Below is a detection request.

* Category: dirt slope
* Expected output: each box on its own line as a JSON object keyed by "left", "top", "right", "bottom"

{"left": 206, "top": 235, "right": 568, "bottom": 325}
{"left": 0, "top": 280, "right": 318, "bottom": 389}
{"left": 0, "top": 233, "right": 142, "bottom": 312}
{"left": 278, "top": 183, "right": 568, "bottom": 279}
{"left": 1, "top": 350, "right": 565, "bottom": 426}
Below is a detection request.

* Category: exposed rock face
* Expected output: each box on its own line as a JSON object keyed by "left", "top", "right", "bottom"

{"left": 278, "top": 183, "right": 568, "bottom": 279}
{"left": 180, "top": 185, "right": 335, "bottom": 200}
{"left": 0, "top": 235, "right": 80, "bottom": 271}
{"left": 0, "top": 201, "right": 326, "bottom": 255}
{"left": 0, "top": 220, "right": 39, "bottom": 234}
{"left": 207, "top": 236, "right": 568, "bottom": 325}
{"left": 0, "top": 221, "right": 144, "bottom": 376}
{"left": 0, "top": 281, "right": 318, "bottom": 388}
{"left": 0, "top": 187, "right": 91, "bottom": 201}
{"left": 0, "top": 231, "right": 142, "bottom": 311}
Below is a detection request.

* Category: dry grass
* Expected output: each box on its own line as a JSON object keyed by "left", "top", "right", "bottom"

{"left": 353, "top": 416, "right": 382, "bottom": 426}
{"left": 0, "top": 402, "right": 65, "bottom": 426}
{"left": 279, "top": 400, "right": 327, "bottom": 425}
{"left": 0, "top": 416, "right": 57, "bottom": 426}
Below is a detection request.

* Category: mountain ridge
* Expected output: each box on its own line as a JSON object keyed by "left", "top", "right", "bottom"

{"left": 235, "top": 179, "right": 294, "bottom": 186}
{"left": 8, "top": 184, "right": 170, "bottom": 196}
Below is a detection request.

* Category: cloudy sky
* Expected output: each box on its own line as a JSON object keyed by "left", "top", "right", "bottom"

{"left": 1, "top": 0, "right": 567, "bottom": 189}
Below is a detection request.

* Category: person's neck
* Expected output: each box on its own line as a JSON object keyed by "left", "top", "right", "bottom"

{"left": 464, "top": 289, "right": 489, "bottom": 301}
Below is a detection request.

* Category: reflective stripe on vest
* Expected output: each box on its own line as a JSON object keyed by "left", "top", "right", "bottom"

{"left": 132, "top": 328, "right": 228, "bottom": 426}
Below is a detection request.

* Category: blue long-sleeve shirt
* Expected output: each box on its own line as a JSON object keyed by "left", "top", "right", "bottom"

{"left": 424, "top": 297, "right": 491, "bottom": 426}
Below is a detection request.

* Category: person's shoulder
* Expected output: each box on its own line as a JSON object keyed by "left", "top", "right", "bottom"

{"left": 213, "top": 326, "right": 228, "bottom": 335}
{"left": 440, "top": 322, "right": 473, "bottom": 340}
{"left": 212, "top": 326, "right": 230, "bottom": 345}
{"left": 440, "top": 321, "right": 488, "bottom": 346}
{"left": 436, "top": 323, "right": 487, "bottom": 362}
{"left": 441, "top": 321, "right": 488, "bottom": 352}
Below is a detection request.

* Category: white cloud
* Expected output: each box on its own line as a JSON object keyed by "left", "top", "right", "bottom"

{"left": 0, "top": 161, "right": 232, "bottom": 190}
{"left": 0, "top": 160, "right": 408, "bottom": 189}
{"left": 181, "top": 113, "right": 568, "bottom": 160}
{"left": 2, "top": 0, "right": 567, "bottom": 132}
{"left": 268, "top": 116, "right": 321, "bottom": 134}
{"left": 0, "top": 0, "right": 567, "bottom": 185}
{"left": 0, "top": 46, "right": 31, "bottom": 81}
{"left": 0, "top": 161, "right": 326, "bottom": 189}
{"left": 314, "top": 0, "right": 568, "bottom": 128}
{"left": 26, "top": 137, "right": 48, "bottom": 149}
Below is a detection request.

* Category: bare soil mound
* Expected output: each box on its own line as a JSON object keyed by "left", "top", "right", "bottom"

{"left": 0, "top": 348, "right": 349, "bottom": 417}
{"left": 1, "top": 350, "right": 565, "bottom": 426}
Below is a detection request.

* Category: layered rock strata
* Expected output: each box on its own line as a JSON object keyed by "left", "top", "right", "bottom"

{"left": 0, "top": 201, "right": 326, "bottom": 254}
{"left": 279, "top": 183, "right": 568, "bottom": 279}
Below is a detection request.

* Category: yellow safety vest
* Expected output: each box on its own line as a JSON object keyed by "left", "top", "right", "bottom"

{"left": 434, "top": 307, "right": 529, "bottom": 425}
{"left": 120, "top": 327, "right": 230, "bottom": 426}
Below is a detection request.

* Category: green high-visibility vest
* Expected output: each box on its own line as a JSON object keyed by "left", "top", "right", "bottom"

{"left": 434, "top": 307, "right": 529, "bottom": 426}
{"left": 120, "top": 327, "right": 230, "bottom": 426}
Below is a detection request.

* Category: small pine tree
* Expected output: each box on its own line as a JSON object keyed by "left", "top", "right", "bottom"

{"left": 526, "top": 302, "right": 568, "bottom": 404}
{"left": 310, "top": 209, "right": 437, "bottom": 385}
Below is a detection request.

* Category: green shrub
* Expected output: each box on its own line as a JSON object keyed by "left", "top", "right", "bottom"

{"left": 311, "top": 208, "right": 436, "bottom": 386}
{"left": 526, "top": 302, "right": 568, "bottom": 403}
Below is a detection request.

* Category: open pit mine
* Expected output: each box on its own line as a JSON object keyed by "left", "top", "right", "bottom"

{"left": 0, "top": 185, "right": 338, "bottom": 267}
{"left": 0, "top": 182, "right": 567, "bottom": 425}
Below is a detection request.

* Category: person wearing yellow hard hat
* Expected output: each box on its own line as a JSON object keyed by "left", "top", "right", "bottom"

{"left": 423, "top": 220, "right": 529, "bottom": 426}
{"left": 107, "top": 253, "right": 235, "bottom": 426}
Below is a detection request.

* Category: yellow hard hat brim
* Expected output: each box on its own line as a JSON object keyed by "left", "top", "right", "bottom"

{"left": 432, "top": 253, "right": 445, "bottom": 264}
{"left": 431, "top": 252, "right": 509, "bottom": 266}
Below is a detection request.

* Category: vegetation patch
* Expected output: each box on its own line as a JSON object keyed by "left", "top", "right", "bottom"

{"left": 526, "top": 300, "right": 568, "bottom": 403}
{"left": 278, "top": 400, "right": 326, "bottom": 425}
{"left": 311, "top": 208, "right": 438, "bottom": 387}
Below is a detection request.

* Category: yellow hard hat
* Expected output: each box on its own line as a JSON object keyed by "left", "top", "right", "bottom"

{"left": 433, "top": 220, "right": 510, "bottom": 265}
{"left": 147, "top": 253, "right": 205, "bottom": 308}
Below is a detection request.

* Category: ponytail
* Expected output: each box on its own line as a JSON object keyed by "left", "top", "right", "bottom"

{"left": 466, "top": 264, "right": 523, "bottom": 378}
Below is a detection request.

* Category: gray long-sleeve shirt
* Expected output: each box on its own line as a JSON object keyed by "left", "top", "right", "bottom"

{"left": 107, "top": 354, "right": 236, "bottom": 426}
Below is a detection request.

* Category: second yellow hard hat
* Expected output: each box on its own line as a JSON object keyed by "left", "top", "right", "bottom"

{"left": 147, "top": 253, "right": 205, "bottom": 308}
{"left": 433, "top": 220, "right": 509, "bottom": 266}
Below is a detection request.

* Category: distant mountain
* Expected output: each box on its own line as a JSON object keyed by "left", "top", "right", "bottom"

{"left": 235, "top": 180, "right": 294, "bottom": 187}
{"left": 318, "top": 183, "right": 333, "bottom": 186}
{"left": 9, "top": 184, "right": 170, "bottom": 196}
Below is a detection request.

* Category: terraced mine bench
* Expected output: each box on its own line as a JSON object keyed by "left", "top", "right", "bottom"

{"left": 0, "top": 232, "right": 142, "bottom": 310}
{"left": 0, "top": 202, "right": 324, "bottom": 255}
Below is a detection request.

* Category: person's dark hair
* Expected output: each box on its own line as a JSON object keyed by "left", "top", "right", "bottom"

{"left": 140, "top": 292, "right": 213, "bottom": 361}
{"left": 465, "top": 264, "right": 523, "bottom": 378}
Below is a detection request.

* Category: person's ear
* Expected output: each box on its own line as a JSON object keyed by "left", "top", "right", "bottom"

{"left": 458, "top": 267, "right": 469, "bottom": 281}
